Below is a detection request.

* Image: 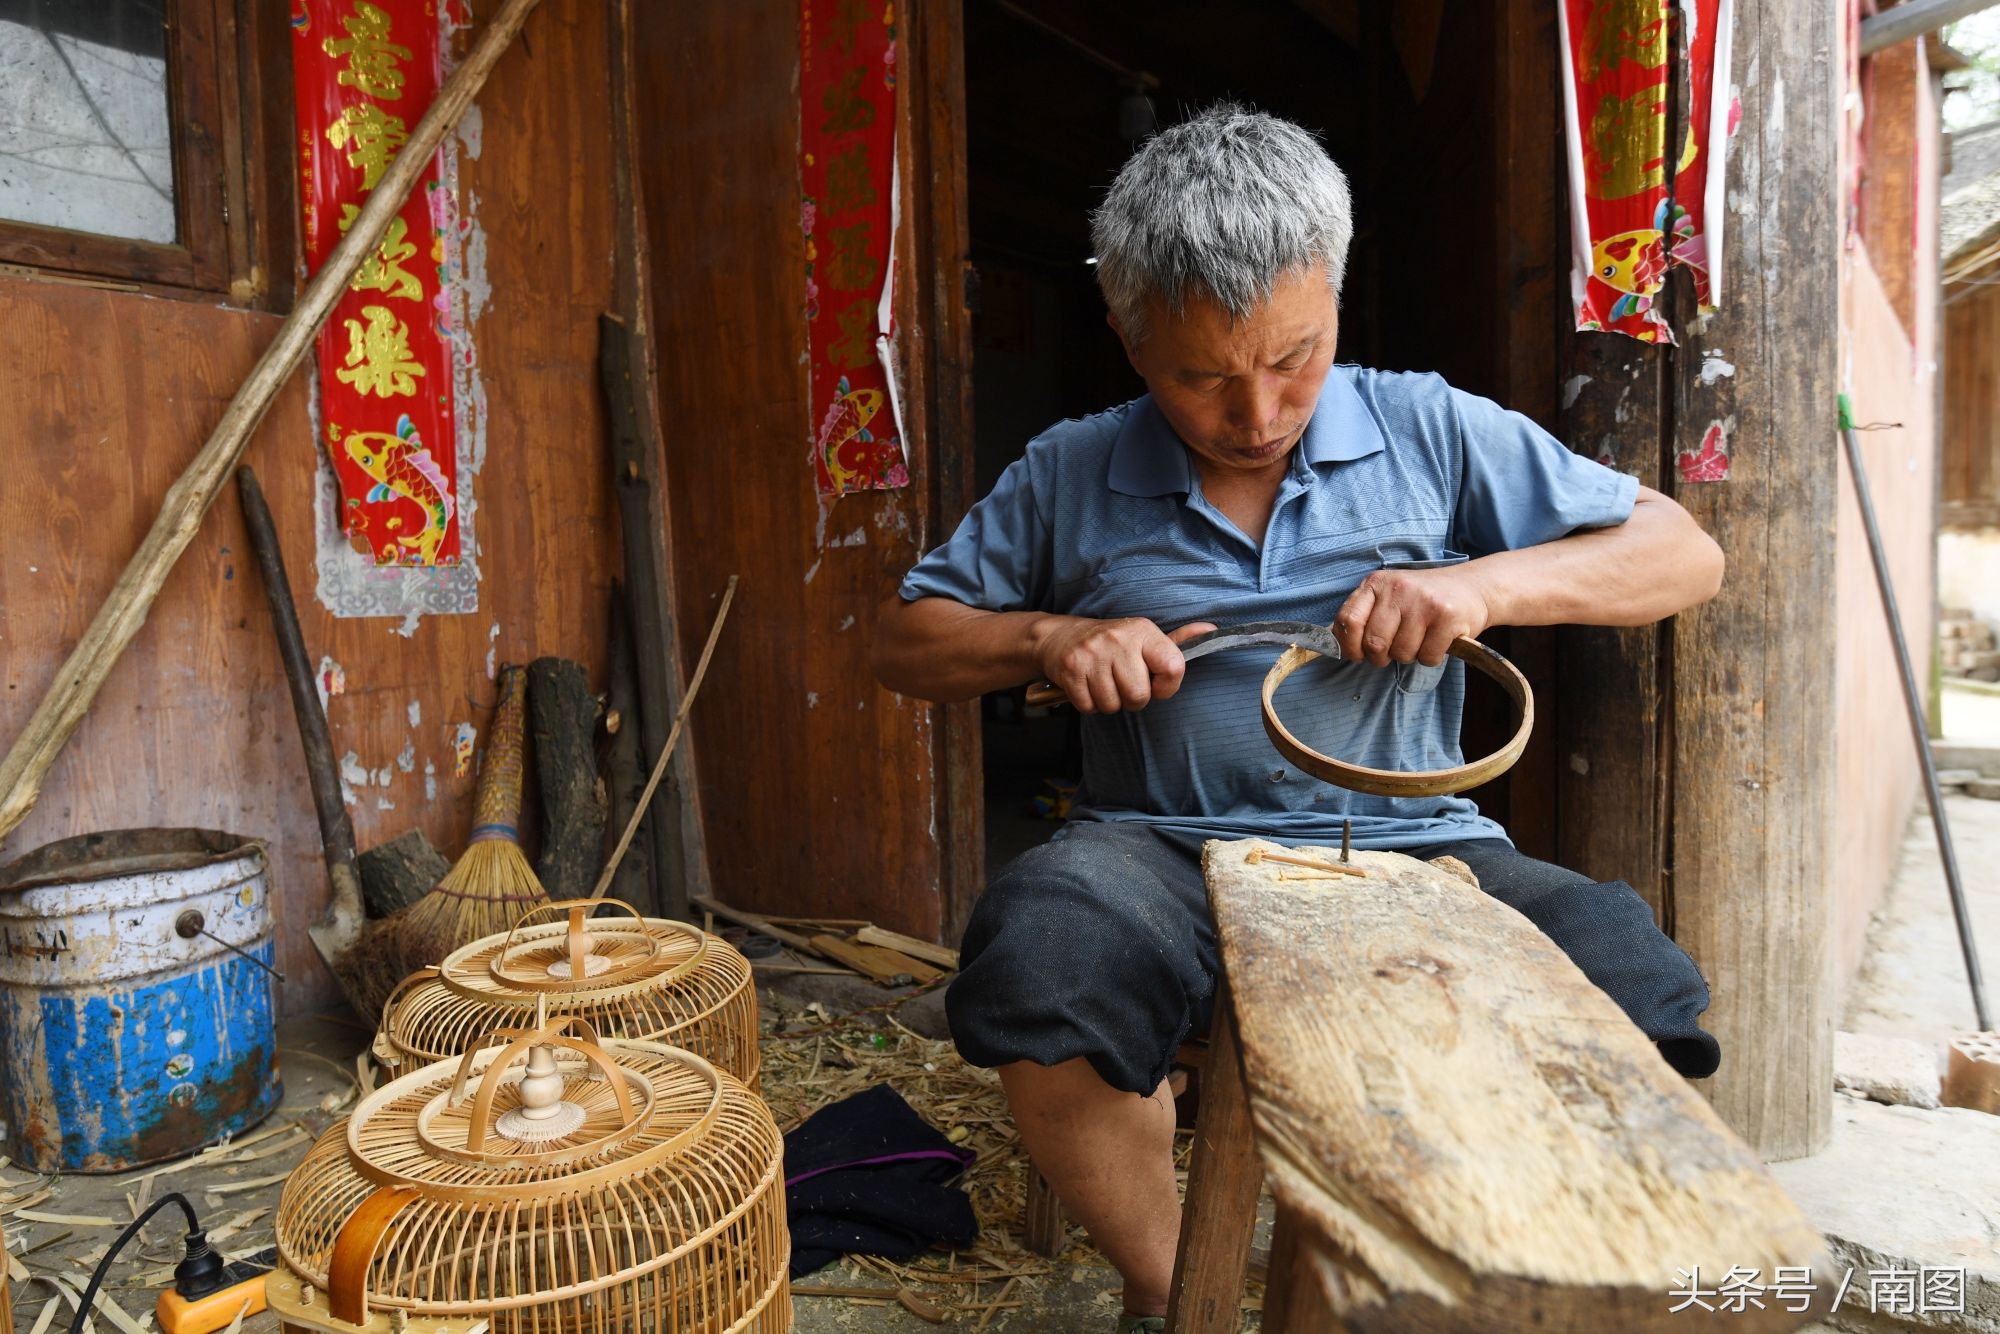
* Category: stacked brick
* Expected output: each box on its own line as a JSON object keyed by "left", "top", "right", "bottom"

{"left": 1941, "top": 610, "right": 2000, "bottom": 682}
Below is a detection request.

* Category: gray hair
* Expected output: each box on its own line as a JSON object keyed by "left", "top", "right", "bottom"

{"left": 1090, "top": 104, "right": 1353, "bottom": 343}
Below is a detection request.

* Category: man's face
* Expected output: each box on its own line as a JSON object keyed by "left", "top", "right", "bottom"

{"left": 1116, "top": 265, "right": 1340, "bottom": 477}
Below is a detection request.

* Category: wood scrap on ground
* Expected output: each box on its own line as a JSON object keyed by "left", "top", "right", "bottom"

{"left": 809, "top": 934, "right": 944, "bottom": 986}
{"left": 697, "top": 894, "right": 957, "bottom": 989}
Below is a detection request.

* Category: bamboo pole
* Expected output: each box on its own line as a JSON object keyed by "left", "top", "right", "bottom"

{"left": 0, "top": 0, "right": 542, "bottom": 844}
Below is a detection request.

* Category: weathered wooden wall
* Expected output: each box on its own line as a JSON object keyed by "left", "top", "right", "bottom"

{"left": 630, "top": 0, "right": 947, "bottom": 940}
{"left": 0, "top": 0, "right": 626, "bottom": 1015}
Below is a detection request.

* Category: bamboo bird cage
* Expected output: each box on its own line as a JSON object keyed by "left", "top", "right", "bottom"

{"left": 269, "top": 1016, "right": 788, "bottom": 1334}
{"left": 375, "top": 898, "right": 759, "bottom": 1089}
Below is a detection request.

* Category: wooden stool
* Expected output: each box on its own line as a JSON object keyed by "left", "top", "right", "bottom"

{"left": 1158, "top": 838, "right": 1830, "bottom": 1333}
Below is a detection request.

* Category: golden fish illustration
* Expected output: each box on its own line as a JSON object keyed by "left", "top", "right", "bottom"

{"left": 344, "top": 413, "right": 454, "bottom": 565}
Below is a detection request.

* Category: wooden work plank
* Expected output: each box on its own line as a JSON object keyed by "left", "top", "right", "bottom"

{"left": 809, "top": 935, "right": 945, "bottom": 986}
{"left": 1165, "top": 983, "right": 1262, "bottom": 1334}
{"left": 1201, "top": 838, "right": 1825, "bottom": 1332}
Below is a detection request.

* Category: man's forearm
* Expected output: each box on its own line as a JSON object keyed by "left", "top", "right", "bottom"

{"left": 1469, "top": 487, "right": 1724, "bottom": 629}
{"left": 873, "top": 597, "right": 1063, "bottom": 702}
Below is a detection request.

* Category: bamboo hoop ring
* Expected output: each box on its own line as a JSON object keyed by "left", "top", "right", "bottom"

{"left": 1261, "top": 635, "right": 1535, "bottom": 797}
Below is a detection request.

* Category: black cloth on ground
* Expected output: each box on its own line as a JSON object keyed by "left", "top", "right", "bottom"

{"left": 783, "top": 1082, "right": 979, "bottom": 1277}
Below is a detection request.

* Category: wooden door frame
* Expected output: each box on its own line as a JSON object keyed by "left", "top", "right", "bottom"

{"left": 904, "top": 0, "right": 985, "bottom": 944}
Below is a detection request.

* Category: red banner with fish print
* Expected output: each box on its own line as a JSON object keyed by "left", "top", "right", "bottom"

{"left": 1560, "top": 0, "right": 1675, "bottom": 343}
{"left": 1559, "top": 0, "right": 1734, "bottom": 343}
{"left": 801, "top": 0, "right": 909, "bottom": 496}
{"left": 292, "top": 0, "right": 461, "bottom": 566}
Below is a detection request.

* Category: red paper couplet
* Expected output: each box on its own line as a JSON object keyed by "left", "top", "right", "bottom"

{"left": 1561, "top": 0, "right": 1676, "bottom": 343}
{"left": 1560, "top": 0, "right": 1733, "bottom": 344}
{"left": 293, "top": 0, "right": 462, "bottom": 566}
{"left": 800, "top": 0, "right": 909, "bottom": 497}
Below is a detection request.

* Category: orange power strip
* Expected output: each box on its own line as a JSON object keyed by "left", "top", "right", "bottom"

{"left": 156, "top": 1272, "right": 268, "bottom": 1334}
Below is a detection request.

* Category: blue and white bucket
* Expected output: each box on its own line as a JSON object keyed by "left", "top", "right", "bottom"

{"left": 0, "top": 829, "right": 283, "bottom": 1173}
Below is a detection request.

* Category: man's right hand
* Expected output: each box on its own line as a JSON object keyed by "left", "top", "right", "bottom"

{"left": 1034, "top": 617, "right": 1216, "bottom": 714}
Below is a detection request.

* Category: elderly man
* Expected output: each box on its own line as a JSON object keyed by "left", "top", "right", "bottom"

{"left": 874, "top": 105, "right": 1723, "bottom": 1331}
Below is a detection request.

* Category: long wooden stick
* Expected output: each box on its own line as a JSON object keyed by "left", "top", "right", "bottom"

{"left": 588, "top": 576, "right": 739, "bottom": 904}
{"left": 0, "top": 0, "right": 542, "bottom": 844}
{"left": 237, "top": 466, "right": 365, "bottom": 961}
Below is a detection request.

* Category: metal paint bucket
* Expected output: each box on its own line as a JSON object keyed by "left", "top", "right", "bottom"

{"left": 0, "top": 829, "right": 283, "bottom": 1173}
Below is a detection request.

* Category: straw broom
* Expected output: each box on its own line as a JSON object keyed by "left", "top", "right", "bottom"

{"left": 396, "top": 663, "right": 549, "bottom": 967}
{"left": 338, "top": 582, "right": 739, "bottom": 1021}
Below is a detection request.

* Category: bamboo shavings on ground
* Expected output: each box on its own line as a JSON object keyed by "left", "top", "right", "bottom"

{"left": 759, "top": 987, "right": 1272, "bottom": 1328}
{"left": 761, "top": 996, "right": 1137, "bottom": 1326}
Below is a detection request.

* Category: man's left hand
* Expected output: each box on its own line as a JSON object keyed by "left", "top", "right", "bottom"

{"left": 1335, "top": 565, "right": 1494, "bottom": 668}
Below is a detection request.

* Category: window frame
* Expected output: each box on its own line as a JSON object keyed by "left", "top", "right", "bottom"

{"left": 0, "top": 0, "right": 285, "bottom": 304}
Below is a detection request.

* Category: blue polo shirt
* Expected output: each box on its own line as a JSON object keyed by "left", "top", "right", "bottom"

{"left": 898, "top": 365, "right": 1638, "bottom": 849}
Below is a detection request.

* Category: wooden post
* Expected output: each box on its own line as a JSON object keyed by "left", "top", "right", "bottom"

{"left": 601, "top": 0, "right": 709, "bottom": 919}
{"left": 1552, "top": 7, "right": 1839, "bottom": 1157}
{"left": 903, "top": 0, "right": 985, "bottom": 944}
{"left": 1663, "top": 1, "right": 1840, "bottom": 1158}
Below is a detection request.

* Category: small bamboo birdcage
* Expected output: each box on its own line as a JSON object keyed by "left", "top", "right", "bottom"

{"left": 375, "top": 899, "right": 759, "bottom": 1089}
{"left": 269, "top": 1016, "right": 788, "bottom": 1334}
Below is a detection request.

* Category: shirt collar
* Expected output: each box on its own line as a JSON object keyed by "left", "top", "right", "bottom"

{"left": 1106, "top": 367, "right": 1388, "bottom": 498}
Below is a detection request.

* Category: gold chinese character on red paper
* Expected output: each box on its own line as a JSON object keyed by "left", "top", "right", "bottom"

{"left": 324, "top": 1, "right": 411, "bottom": 99}
{"left": 336, "top": 304, "right": 426, "bottom": 397}
{"left": 819, "top": 67, "right": 876, "bottom": 135}
{"left": 327, "top": 103, "right": 409, "bottom": 190}
{"left": 828, "top": 298, "right": 876, "bottom": 369}
{"left": 348, "top": 216, "right": 422, "bottom": 301}
{"left": 824, "top": 144, "right": 876, "bottom": 215}
{"left": 823, "top": 221, "right": 878, "bottom": 292}
{"left": 1584, "top": 0, "right": 1670, "bottom": 79}
{"left": 1587, "top": 87, "right": 1666, "bottom": 199}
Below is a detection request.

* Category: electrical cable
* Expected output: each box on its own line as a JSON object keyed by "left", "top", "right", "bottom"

{"left": 68, "top": 1191, "right": 217, "bottom": 1334}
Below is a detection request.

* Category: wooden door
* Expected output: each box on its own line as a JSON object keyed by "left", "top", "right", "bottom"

{"left": 631, "top": 1, "right": 974, "bottom": 942}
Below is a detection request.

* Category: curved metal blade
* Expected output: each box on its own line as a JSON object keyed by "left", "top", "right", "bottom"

{"left": 1179, "top": 621, "right": 1342, "bottom": 663}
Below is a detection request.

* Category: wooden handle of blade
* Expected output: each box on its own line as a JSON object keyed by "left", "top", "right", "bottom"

{"left": 1025, "top": 681, "right": 1068, "bottom": 708}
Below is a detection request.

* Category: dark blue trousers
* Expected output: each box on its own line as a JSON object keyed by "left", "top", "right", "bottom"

{"left": 946, "top": 821, "right": 1720, "bottom": 1094}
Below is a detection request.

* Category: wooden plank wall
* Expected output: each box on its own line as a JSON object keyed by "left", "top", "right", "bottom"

{"left": 631, "top": 1, "right": 946, "bottom": 940}
{"left": 0, "top": 0, "right": 627, "bottom": 1014}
